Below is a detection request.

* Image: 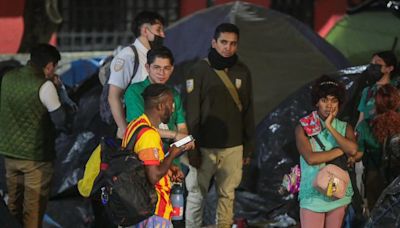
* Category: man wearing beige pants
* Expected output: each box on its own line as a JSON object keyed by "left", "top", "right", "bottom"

{"left": 184, "top": 23, "right": 255, "bottom": 228}
{"left": 0, "top": 44, "right": 66, "bottom": 228}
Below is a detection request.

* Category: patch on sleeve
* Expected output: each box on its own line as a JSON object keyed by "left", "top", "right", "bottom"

{"left": 235, "top": 78, "right": 242, "bottom": 89}
{"left": 186, "top": 79, "right": 194, "bottom": 93}
{"left": 113, "top": 58, "right": 125, "bottom": 72}
{"left": 138, "top": 148, "right": 160, "bottom": 165}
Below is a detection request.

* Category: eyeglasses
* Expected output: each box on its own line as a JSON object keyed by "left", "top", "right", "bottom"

{"left": 150, "top": 65, "right": 172, "bottom": 73}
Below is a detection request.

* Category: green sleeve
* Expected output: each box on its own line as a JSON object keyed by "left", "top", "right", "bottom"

{"left": 173, "top": 90, "right": 186, "bottom": 124}
{"left": 357, "top": 87, "right": 368, "bottom": 113}
{"left": 172, "top": 158, "right": 181, "bottom": 169}
{"left": 356, "top": 121, "right": 367, "bottom": 153}
{"left": 125, "top": 85, "right": 145, "bottom": 122}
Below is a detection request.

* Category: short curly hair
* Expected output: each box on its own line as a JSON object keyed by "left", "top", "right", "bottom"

{"left": 311, "top": 75, "right": 346, "bottom": 107}
{"left": 372, "top": 84, "right": 400, "bottom": 143}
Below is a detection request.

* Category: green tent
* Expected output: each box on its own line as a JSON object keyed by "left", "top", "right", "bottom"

{"left": 325, "top": 10, "right": 400, "bottom": 65}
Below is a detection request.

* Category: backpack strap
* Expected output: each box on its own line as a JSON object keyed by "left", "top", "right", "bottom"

{"left": 127, "top": 45, "right": 139, "bottom": 86}
{"left": 124, "top": 125, "right": 151, "bottom": 151}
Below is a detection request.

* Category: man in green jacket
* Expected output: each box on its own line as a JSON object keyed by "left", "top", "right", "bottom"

{"left": 0, "top": 44, "right": 66, "bottom": 228}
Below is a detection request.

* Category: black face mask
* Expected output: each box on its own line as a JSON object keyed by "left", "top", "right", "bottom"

{"left": 363, "top": 63, "right": 383, "bottom": 86}
{"left": 207, "top": 48, "right": 238, "bottom": 70}
{"left": 149, "top": 35, "right": 164, "bottom": 49}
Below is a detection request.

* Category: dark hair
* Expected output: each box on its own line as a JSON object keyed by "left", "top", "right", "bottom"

{"left": 311, "top": 75, "right": 346, "bottom": 106}
{"left": 30, "top": 43, "right": 61, "bottom": 68}
{"left": 132, "top": 11, "right": 165, "bottom": 37}
{"left": 213, "top": 23, "right": 240, "bottom": 40}
{"left": 147, "top": 46, "right": 174, "bottom": 65}
{"left": 373, "top": 50, "right": 398, "bottom": 75}
{"left": 142, "top": 83, "right": 172, "bottom": 110}
{"left": 372, "top": 84, "right": 400, "bottom": 143}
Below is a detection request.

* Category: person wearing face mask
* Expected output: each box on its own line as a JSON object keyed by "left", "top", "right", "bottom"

{"left": 356, "top": 51, "right": 398, "bottom": 127}
{"left": 354, "top": 51, "right": 398, "bottom": 209}
{"left": 108, "top": 11, "right": 165, "bottom": 139}
{"left": 184, "top": 23, "right": 255, "bottom": 228}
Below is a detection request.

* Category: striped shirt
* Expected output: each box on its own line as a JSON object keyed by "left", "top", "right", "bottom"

{"left": 122, "top": 114, "right": 173, "bottom": 220}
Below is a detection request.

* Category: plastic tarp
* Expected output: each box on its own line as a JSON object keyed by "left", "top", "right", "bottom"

{"left": 365, "top": 176, "right": 400, "bottom": 227}
{"left": 57, "top": 59, "right": 101, "bottom": 88}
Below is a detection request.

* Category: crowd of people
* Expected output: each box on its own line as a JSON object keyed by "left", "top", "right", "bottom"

{"left": 0, "top": 9, "right": 399, "bottom": 228}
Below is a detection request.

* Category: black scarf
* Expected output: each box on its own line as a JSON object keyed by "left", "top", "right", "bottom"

{"left": 207, "top": 48, "right": 238, "bottom": 70}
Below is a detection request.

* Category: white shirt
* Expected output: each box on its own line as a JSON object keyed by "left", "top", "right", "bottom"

{"left": 39, "top": 81, "right": 61, "bottom": 112}
{"left": 108, "top": 39, "right": 148, "bottom": 89}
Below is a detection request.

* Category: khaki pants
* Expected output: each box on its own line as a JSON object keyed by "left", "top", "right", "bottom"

{"left": 197, "top": 146, "right": 243, "bottom": 228}
{"left": 180, "top": 153, "right": 203, "bottom": 228}
{"left": 5, "top": 158, "right": 54, "bottom": 228}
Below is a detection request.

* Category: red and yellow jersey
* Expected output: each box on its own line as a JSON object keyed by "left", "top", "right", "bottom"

{"left": 122, "top": 114, "right": 172, "bottom": 220}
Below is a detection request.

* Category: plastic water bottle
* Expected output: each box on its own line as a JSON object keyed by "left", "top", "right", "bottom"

{"left": 171, "top": 183, "right": 184, "bottom": 221}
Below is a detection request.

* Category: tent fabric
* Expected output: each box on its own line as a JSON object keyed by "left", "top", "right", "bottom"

{"left": 164, "top": 1, "right": 350, "bottom": 124}
{"left": 325, "top": 10, "right": 400, "bottom": 65}
{"left": 57, "top": 58, "right": 101, "bottom": 88}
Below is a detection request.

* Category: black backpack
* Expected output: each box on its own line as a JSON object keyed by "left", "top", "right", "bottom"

{"left": 98, "top": 125, "right": 158, "bottom": 226}
{"left": 99, "top": 45, "right": 139, "bottom": 125}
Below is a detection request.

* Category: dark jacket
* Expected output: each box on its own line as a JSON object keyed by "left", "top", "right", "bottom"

{"left": 184, "top": 59, "right": 255, "bottom": 158}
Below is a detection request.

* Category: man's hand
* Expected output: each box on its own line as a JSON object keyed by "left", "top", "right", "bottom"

{"left": 117, "top": 127, "right": 126, "bottom": 139}
{"left": 169, "top": 145, "right": 185, "bottom": 158}
{"left": 169, "top": 165, "right": 184, "bottom": 182}
{"left": 189, "top": 153, "right": 202, "bottom": 169}
{"left": 182, "top": 141, "right": 195, "bottom": 151}
{"left": 172, "top": 132, "right": 195, "bottom": 151}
